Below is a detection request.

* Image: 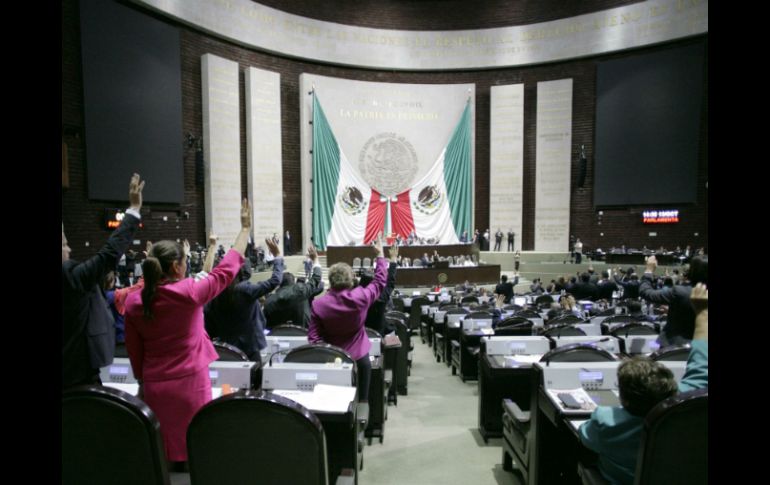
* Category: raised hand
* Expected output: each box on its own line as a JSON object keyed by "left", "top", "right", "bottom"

{"left": 240, "top": 198, "right": 252, "bottom": 229}
{"left": 265, "top": 236, "right": 281, "bottom": 257}
{"left": 183, "top": 239, "right": 191, "bottom": 258}
{"left": 388, "top": 242, "right": 399, "bottom": 262}
{"left": 690, "top": 283, "right": 708, "bottom": 315}
{"left": 128, "top": 173, "right": 145, "bottom": 211}
{"left": 373, "top": 234, "right": 384, "bottom": 258}
{"left": 645, "top": 255, "right": 658, "bottom": 273}
{"left": 208, "top": 231, "right": 218, "bottom": 247}
{"left": 307, "top": 245, "right": 318, "bottom": 262}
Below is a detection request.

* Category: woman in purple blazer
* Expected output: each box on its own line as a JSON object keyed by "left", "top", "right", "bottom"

{"left": 309, "top": 235, "right": 387, "bottom": 403}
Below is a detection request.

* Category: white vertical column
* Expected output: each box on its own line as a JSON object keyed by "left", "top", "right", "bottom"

{"left": 489, "top": 84, "right": 524, "bottom": 251}
{"left": 245, "top": 67, "right": 283, "bottom": 248}
{"left": 535, "top": 79, "right": 573, "bottom": 251}
{"left": 202, "top": 54, "right": 241, "bottom": 245}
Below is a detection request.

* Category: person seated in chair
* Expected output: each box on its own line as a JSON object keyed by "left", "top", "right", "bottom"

{"left": 579, "top": 284, "right": 708, "bottom": 485}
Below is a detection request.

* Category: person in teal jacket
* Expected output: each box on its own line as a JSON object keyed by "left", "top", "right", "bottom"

{"left": 578, "top": 283, "right": 708, "bottom": 485}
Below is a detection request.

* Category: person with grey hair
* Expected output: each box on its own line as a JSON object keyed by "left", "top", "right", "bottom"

{"left": 309, "top": 235, "right": 387, "bottom": 403}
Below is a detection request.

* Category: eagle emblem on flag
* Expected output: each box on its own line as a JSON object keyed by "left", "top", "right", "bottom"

{"left": 413, "top": 184, "right": 443, "bottom": 215}
{"left": 339, "top": 186, "right": 368, "bottom": 215}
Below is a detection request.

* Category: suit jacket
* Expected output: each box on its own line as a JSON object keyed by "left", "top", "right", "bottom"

{"left": 364, "top": 261, "right": 398, "bottom": 335}
{"left": 597, "top": 280, "right": 617, "bottom": 301}
{"left": 124, "top": 250, "right": 244, "bottom": 381}
{"left": 569, "top": 281, "right": 600, "bottom": 301}
{"left": 309, "top": 256, "right": 387, "bottom": 360}
{"left": 639, "top": 274, "right": 695, "bottom": 346}
{"left": 204, "top": 257, "right": 284, "bottom": 360}
{"left": 494, "top": 276, "right": 519, "bottom": 303}
{"left": 62, "top": 212, "right": 140, "bottom": 388}
{"left": 613, "top": 275, "right": 641, "bottom": 299}
{"left": 264, "top": 264, "right": 323, "bottom": 329}
{"left": 579, "top": 340, "right": 708, "bottom": 484}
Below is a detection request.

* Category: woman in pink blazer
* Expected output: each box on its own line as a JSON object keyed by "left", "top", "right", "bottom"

{"left": 124, "top": 199, "right": 252, "bottom": 466}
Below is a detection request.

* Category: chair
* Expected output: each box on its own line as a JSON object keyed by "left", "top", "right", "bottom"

{"left": 534, "top": 294, "right": 554, "bottom": 309}
{"left": 352, "top": 257, "right": 362, "bottom": 275}
{"left": 63, "top": 385, "right": 169, "bottom": 485}
{"left": 650, "top": 343, "right": 691, "bottom": 362}
{"left": 270, "top": 324, "right": 309, "bottom": 336}
{"left": 610, "top": 322, "right": 658, "bottom": 338}
{"left": 540, "top": 343, "right": 620, "bottom": 363}
{"left": 461, "top": 295, "right": 479, "bottom": 305}
{"left": 286, "top": 343, "right": 355, "bottom": 366}
{"left": 409, "top": 296, "right": 430, "bottom": 343}
{"left": 391, "top": 296, "right": 405, "bottom": 313}
{"left": 515, "top": 309, "right": 542, "bottom": 320}
{"left": 188, "top": 390, "right": 329, "bottom": 485}
{"left": 541, "top": 324, "right": 587, "bottom": 338}
{"left": 549, "top": 314, "right": 585, "bottom": 325}
{"left": 213, "top": 340, "right": 249, "bottom": 361}
{"left": 362, "top": 257, "right": 372, "bottom": 269}
{"left": 387, "top": 317, "right": 411, "bottom": 395}
{"left": 634, "top": 388, "right": 708, "bottom": 484}
{"left": 495, "top": 317, "right": 533, "bottom": 336}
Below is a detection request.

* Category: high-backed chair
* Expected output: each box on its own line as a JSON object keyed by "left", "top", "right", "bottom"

{"left": 634, "top": 388, "right": 708, "bottom": 484}
{"left": 362, "top": 257, "right": 372, "bottom": 269}
{"left": 391, "top": 296, "right": 405, "bottom": 313}
{"left": 494, "top": 317, "right": 534, "bottom": 336}
{"left": 386, "top": 317, "right": 411, "bottom": 395}
{"left": 578, "top": 388, "right": 708, "bottom": 485}
{"left": 409, "top": 295, "right": 430, "bottom": 343}
{"left": 610, "top": 322, "right": 658, "bottom": 338}
{"left": 461, "top": 295, "right": 479, "bottom": 305}
{"left": 63, "top": 385, "right": 170, "bottom": 485}
{"left": 285, "top": 343, "right": 355, "bottom": 367}
{"left": 650, "top": 343, "right": 691, "bottom": 362}
{"left": 270, "top": 324, "right": 309, "bottom": 336}
{"left": 541, "top": 324, "right": 587, "bottom": 338}
{"left": 503, "top": 341, "right": 617, "bottom": 483}
{"left": 516, "top": 309, "right": 542, "bottom": 320}
{"left": 188, "top": 390, "right": 329, "bottom": 485}
{"left": 352, "top": 257, "right": 362, "bottom": 275}
{"left": 540, "top": 343, "right": 620, "bottom": 364}
{"left": 534, "top": 294, "right": 554, "bottom": 309}
{"left": 549, "top": 314, "right": 585, "bottom": 325}
{"left": 213, "top": 340, "right": 249, "bottom": 361}
{"left": 436, "top": 308, "right": 468, "bottom": 363}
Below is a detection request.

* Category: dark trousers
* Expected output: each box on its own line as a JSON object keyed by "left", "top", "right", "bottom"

{"left": 508, "top": 240, "right": 514, "bottom": 251}
{"left": 575, "top": 252, "right": 582, "bottom": 264}
{"left": 494, "top": 239, "right": 502, "bottom": 251}
{"left": 356, "top": 354, "right": 372, "bottom": 404}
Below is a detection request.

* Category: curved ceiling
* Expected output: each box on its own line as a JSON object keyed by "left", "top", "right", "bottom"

{"left": 253, "top": 0, "right": 643, "bottom": 31}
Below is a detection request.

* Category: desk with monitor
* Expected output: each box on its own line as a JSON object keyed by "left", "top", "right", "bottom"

{"left": 477, "top": 336, "right": 551, "bottom": 441}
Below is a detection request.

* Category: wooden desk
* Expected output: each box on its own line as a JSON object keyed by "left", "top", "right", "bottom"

{"left": 326, "top": 244, "right": 475, "bottom": 265}
{"left": 394, "top": 265, "right": 501, "bottom": 287}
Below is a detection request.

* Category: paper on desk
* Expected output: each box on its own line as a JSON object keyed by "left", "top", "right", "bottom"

{"left": 547, "top": 388, "right": 597, "bottom": 412}
{"left": 273, "top": 385, "right": 356, "bottom": 413}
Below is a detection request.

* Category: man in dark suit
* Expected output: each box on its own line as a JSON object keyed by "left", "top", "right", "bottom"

{"left": 63, "top": 174, "right": 145, "bottom": 388}
{"left": 494, "top": 273, "right": 519, "bottom": 304}
{"left": 614, "top": 269, "right": 641, "bottom": 299}
{"left": 597, "top": 271, "right": 618, "bottom": 301}
{"left": 568, "top": 272, "right": 600, "bottom": 301}
{"left": 361, "top": 245, "right": 399, "bottom": 335}
{"left": 494, "top": 229, "right": 503, "bottom": 251}
{"left": 507, "top": 229, "right": 515, "bottom": 251}
{"left": 264, "top": 246, "right": 323, "bottom": 328}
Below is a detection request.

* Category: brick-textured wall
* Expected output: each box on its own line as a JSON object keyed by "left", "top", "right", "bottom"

{"left": 62, "top": 0, "right": 708, "bottom": 260}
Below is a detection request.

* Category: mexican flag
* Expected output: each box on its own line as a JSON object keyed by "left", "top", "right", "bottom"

{"left": 312, "top": 93, "right": 472, "bottom": 249}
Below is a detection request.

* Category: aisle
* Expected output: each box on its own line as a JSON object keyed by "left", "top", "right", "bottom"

{"left": 358, "top": 338, "right": 521, "bottom": 485}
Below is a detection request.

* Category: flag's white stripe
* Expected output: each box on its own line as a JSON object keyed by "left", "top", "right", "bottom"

{"left": 409, "top": 148, "right": 460, "bottom": 244}
{"left": 327, "top": 147, "right": 372, "bottom": 246}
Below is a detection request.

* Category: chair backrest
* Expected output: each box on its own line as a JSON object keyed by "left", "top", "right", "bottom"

{"left": 595, "top": 307, "right": 617, "bottom": 317}
{"left": 494, "top": 317, "right": 534, "bottom": 336}
{"left": 270, "top": 324, "right": 309, "bottom": 336}
{"left": 366, "top": 328, "right": 383, "bottom": 339}
{"left": 541, "top": 324, "right": 587, "bottom": 338}
{"left": 540, "top": 343, "right": 619, "bottom": 363}
{"left": 649, "top": 343, "right": 692, "bottom": 362}
{"left": 188, "top": 390, "right": 328, "bottom": 485}
{"left": 516, "top": 309, "right": 542, "bottom": 319}
{"left": 413, "top": 258, "right": 423, "bottom": 267}
{"left": 461, "top": 295, "right": 479, "bottom": 304}
{"left": 634, "top": 388, "right": 708, "bottom": 485}
{"left": 535, "top": 294, "right": 554, "bottom": 308}
{"left": 392, "top": 297, "right": 405, "bottom": 312}
{"left": 603, "top": 314, "right": 636, "bottom": 324}
{"left": 497, "top": 316, "right": 532, "bottom": 328}
{"left": 213, "top": 341, "right": 249, "bottom": 361}
{"left": 549, "top": 314, "right": 585, "bottom": 325}
{"left": 362, "top": 257, "right": 372, "bottom": 268}
{"left": 62, "top": 385, "right": 170, "bottom": 485}
{"left": 284, "top": 343, "right": 356, "bottom": 386}
{"left": 610, "top": 322, "right": 658, "bottom": 338}
{"left": 385, "top": 311, "right": 409, "bottom": 324}
{"left": 352, "top": 257, "right": 362, "bottom": 268}
{"left": 467, "top": 311, "right": 493, "bottom": 320}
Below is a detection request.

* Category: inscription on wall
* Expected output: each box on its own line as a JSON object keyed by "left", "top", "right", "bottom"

{"left": 535, "top": 79, "right": 573, "bottom": 251}
{"left": 490, "top": 84, "right": 524, "bottom": 251}
{"left": 202, "top": 54, "right": 241, "bottom": 246}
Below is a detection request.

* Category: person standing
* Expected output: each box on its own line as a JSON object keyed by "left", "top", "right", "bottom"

{"left": 514, "top": 250, "right": 521, "bottom": 271}
{"left": 309, "top": 235, "right": 387, "bottom": 404}
{"left": 63, "top": 173, "right": 145, "bottom": 388}
{"left": 284, "top": 230, "right": 292, "bottom": 255}
{"left": 507, "top": 229, "right": 515, "bottom": 251}
{"left": 494, "top": 229, "right": 503, "bottom": 251}
{"left": 574, "top": 238, "right": 583, "bottom": 264}
{"left": 124, "top": 199, "right": 251, "bottom": 466}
